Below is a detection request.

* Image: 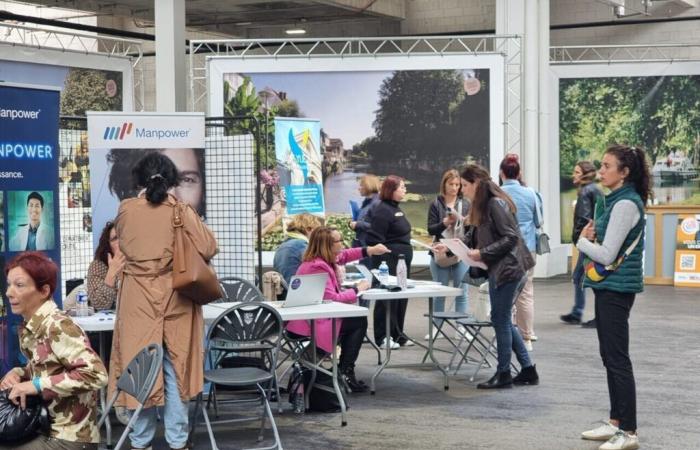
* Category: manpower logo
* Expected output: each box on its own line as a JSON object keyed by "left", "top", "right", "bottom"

{"left": 103, "top": 122, "right": 133, "bottom": 140}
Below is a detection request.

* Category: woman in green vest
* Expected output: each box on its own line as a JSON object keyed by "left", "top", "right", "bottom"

{"left": 576, "top": 145, "right": 650, "bottom": 450}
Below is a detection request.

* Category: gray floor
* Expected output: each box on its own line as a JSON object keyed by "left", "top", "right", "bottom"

{"left": 144, "top": 277, "right": 699, "bottom": 450}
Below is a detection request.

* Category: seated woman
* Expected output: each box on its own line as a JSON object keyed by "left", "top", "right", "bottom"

{"left": 286, "top": 227, "right": 389, "bottom": 393}
{"left": 86, "top": 221, "right": 125, "bottom": 311}
{"left": 273, "top": 213, "right": 322, "bottom": 287}
{"left": 0, "top": 252, "right": 108, "bottom": 450}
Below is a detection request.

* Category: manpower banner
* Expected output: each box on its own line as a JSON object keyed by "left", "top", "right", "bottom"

{"left": 0, "top": 83, "right": 61, "bottom": 376}
{"left": 274, "top": 117, "right": 325, "bottom": 216}
{"left": 87, "top": 112, "right": 206, "bottom": 250}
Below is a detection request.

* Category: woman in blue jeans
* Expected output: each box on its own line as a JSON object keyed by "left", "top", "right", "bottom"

{"left": 455, "top": 164, "right": 539, "bottom": 389}
{"left": 427, "top": 169, "right": 470, "bottom": 337}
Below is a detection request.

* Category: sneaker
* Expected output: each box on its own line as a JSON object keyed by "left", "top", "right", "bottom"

{"left": 424, "top": 333, "right": 444, "bottom": 341}
{"left": 523, "top": 339, "right": 533, "bottom": 352}
{"left": 379, "top": 337, "right": 400, "bottom": 350}
{"left": 400, "top": 339, "right": 415, "bottom": 347}
{"left": 599, "top": 430, "right": 639, "bottom": 450}
{"left": 560, "top": 313, "right": 582, "bottom": 324}
{"left": 530, "top": 335, "right": 538, "bottom": 342}
{"left": 582, "top": 420, "right": 620, "bottom": 441}
{"left": 582, "top": 319, "right": 597, "bottom": 329}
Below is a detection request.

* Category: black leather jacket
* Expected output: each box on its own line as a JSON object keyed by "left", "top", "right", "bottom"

{"left": 572, "top": 182, "right": 602, "bottom": 244}
{"left": 465, "top": 197, "right": 535, "bottom": 287}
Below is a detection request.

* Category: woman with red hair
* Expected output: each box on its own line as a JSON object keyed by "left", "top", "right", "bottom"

{"left": 0, "top": 252, "right": 107, "bottom": 450}
{"left": 365, "top": 175, "right": 413, "bottom": 349}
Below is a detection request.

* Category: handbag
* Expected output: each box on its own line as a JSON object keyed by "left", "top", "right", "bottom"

{"left": 434, "top": 200, "right": 463, "bottom": 268}
{"left": 530, "top": 189, "right": 550, "bottom": 255}
{"left": 0, "top": 389, "right": 50, "bottom": 443}
{"left": 171, "top": 203, "right": 223, "bottom": 305}
{"left": 463, "top": 265, "right": 488, "bottom": 287}
{"left": 584, "top": 231, "right": 643, "bottom": 282}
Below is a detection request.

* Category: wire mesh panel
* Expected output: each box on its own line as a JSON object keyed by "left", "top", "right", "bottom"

{"left": 57, "top": 118, "right": 92, "bottom": 296}
{"left": 205, "top": 118, "right": 259, "bottom": 283}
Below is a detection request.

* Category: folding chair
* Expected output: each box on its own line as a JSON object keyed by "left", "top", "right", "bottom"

{"left": 193, "top": 302, "right": 283, "bottom": 450}
{"left": 219, "top": 277, "right": 266, "bottom": 303}
{"left": 98, "top": 343, "right": 163, "bottom": 450}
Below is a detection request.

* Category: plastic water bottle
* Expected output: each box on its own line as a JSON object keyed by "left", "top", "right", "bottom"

{"left": 292, "top": 364, "right": 305, "bottom": 414}
{"left": 76, "top": 292, "right": 89, "bottom": 317}
{"left": 378, "top": 261, "right": 390, "bottom": 286}
{"left": 396, "top": 254, "right": 407, "bottom": 291}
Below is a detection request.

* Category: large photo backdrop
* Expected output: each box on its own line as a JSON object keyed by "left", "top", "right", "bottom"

{"left": 209, "top": 55, "right": 503, "bottom": 255}
{"left": 555, "top": 65, "right": 700, "bottom": 243}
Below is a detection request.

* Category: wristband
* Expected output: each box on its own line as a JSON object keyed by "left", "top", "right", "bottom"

{"left": 32, "top": 376, "right": 42, "bottom": 393}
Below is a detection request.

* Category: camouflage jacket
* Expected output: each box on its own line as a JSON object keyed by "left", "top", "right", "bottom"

{"left": 11, "top": 300, "right": 108, "bottom": 443}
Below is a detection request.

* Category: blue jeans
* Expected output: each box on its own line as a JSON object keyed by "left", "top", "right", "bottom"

{"left": 129, "top": 348, "right": 189, "bottom": 449}
{"left": 571, "top": 253, "right": 586, "bottom": 319}
{"left": 488, "top": 276, "right": 532, "bottom": 373}
{"left": 429, "top": 257, "right": 469, "bottom": 314}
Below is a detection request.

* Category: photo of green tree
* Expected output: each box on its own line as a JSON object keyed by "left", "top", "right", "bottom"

{"left": 559, "top": 75, "right": 700, "bottom": 242}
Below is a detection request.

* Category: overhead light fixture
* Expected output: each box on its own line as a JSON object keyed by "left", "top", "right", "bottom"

{"left": 285, "top": 27, "right": 306, "bottom": 35}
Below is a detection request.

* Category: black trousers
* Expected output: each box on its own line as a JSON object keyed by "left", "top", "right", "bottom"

{"left": 594, "top": 289, "right": 637, "bottom": 431}
{"left": 338, "top": 316, "right": 368, "bottom": 371}
{"left": 371, "top": 246, "right": 412, "bottom": 345}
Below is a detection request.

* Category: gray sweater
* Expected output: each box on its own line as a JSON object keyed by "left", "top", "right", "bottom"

{"left": 577, "top": 200, "right": 640, "bottom": 265}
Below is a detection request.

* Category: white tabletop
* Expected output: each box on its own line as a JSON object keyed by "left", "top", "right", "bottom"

{"left": 204, "top": 301, "right": 368, "bottom": 323}
{"left": 360, "top": 283, "right": 463, "bottom": 300}
{"left": 73, "top": 311, "right": 117, "bottom": 332}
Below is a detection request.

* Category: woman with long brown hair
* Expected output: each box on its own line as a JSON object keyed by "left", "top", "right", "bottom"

{"left": 454, "top": 164, "right": 538, "bottom": 389}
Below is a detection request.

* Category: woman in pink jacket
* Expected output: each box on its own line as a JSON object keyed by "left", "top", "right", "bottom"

{"left": 286, "top": 226, "right": 389, "bottom": 393}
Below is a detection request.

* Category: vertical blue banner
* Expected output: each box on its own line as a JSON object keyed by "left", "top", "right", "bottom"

{"left": 273, "top": 117, "right": 325, "bottom": 217}
{"left": 0, "top": 83, "right": 61, "bottom": 377}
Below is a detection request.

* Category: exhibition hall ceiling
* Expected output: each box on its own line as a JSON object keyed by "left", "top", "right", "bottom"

{"left": 7, "top": 0, "right": 405, "bottom": 35}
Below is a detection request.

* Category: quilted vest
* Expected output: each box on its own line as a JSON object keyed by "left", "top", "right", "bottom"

{"left": 583, "top": 184, "right": 645, "bottom": 293}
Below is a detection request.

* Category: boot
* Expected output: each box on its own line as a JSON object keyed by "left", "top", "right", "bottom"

{"left": 477, "top": 371, "right": 513, "bottom": 389}
{"left": 513, "top": 364, "right": 539, "bottom": 386}
{"left": 341, "top": 367, "right": 368, "bottom": 393}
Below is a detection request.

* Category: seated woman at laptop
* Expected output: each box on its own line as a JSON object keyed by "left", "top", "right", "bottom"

{"left": 286, "top": 226, "right": 390, "bottom": 393}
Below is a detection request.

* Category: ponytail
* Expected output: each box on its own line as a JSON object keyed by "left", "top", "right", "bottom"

{"left": 131, "top": 153, "right": 179, "bottom": 205}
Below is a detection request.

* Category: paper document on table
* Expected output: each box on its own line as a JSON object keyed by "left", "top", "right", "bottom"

{"left": 439, "top": 238, "right": 488, "bottom": 269}
{"left": 410, "top": 239, "right": 434, "bottom": 251}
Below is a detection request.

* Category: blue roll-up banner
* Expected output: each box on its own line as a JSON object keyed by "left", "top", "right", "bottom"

{"left": 0, "top": 83, "right": 61, "bottom": 377}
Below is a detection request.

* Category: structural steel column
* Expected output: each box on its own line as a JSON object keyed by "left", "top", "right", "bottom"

{"left": 155, "top": 0, "right": 186, "bottom": 112}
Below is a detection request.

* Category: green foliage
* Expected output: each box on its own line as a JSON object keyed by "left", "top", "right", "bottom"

{"left": 559, "top": 75, "right": 700, "bottom": 177}
{"left": 325, "top": 214, "right": 355, "bottom": 247}
{"left": 60, "top": 69, "right": 122, "bottom": 116}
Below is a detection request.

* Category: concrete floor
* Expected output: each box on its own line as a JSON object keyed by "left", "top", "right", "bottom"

{"left": 142, "top": 277, "right": 699, "bottom": 450}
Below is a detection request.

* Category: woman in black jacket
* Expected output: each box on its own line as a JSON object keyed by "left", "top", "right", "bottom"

{"left": 561, "top": 161, "right": 603, "bottom": 327}
{"left": 365, "top": 175, "right": 413, "bottom": 349}
{"left": 457, "top": 164, "right": 538, "bottom": 389}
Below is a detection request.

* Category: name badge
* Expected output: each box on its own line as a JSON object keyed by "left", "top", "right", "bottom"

{"left": 395, "top": 212, "right": 404, "bottom": 217}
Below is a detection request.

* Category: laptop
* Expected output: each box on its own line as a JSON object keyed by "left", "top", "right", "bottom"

{"left": 282, "top": 273, "right": 328, "bottom": 307}
{"left": 355, "top": 264, "right": 414, "bottom": 290}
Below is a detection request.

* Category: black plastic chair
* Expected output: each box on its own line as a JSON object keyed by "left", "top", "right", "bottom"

{"left": 98, "top": 343, "right": 163, "bottom": 450}
{"left": 219, "top": 276, "right": 265, "bottom": 303}
{"left": 194, "top": 302, "right": 283, "bottom": 450}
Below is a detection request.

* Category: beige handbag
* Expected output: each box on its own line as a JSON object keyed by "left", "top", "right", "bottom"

{"left": 171, "top": 203, "right": 223, "bottom": 305}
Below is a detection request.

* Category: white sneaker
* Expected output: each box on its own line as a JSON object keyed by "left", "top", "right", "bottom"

{"left": 379, "top": 337, "right": 400, "bottom": 350}
{"left": 599, "top": 431, "right": 639, "bottom": 450}
{"left": 424, "top": 333, "right": 444, "bottom": 341}
{"left": 530, "top": 335, "right": 538, "bottom": 341}
{"left": 523, "top": 339, "right": 533, "bottom": 352}
{"left": 400, "top": 339, "right": 415, "bottom": 347}
{"left": 582, "top": 421, "right": 620, "bottom": 441}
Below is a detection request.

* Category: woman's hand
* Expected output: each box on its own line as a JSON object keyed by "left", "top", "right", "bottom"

{"left": 367, "top": 244, "right": 391, "bottom": 256}
{"left": 467, "top": 249, "right": 482, "bottom": 261}
{"left": 443, "top": 214, "right": 457, "bottom": 227}
{"left": 8, "top": 381, "right": 38, "bottom": 409}
{"left": 349, "top": 221, "right": 357, "bottom": 230}
{"left": 431, "top": 243, "right": 448, "bottom": 254}
{"left": 105, "top": 252, "right": 126, "bottom": 288}
{"left": 355, "top": 280, "right": 371, "bottom": 292}
{"left": 0, "top": 371, "right": 21, "bottom": 390}
{"left": 581, "top": 220, "right": 596, "bottom": 241}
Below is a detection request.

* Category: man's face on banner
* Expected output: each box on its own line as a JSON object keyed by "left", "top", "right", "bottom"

{"left": 162, "top": 148, "right": 204, "bottom": 215}
{"left": 27, "top": 198, "right": 42, "bottom": 226}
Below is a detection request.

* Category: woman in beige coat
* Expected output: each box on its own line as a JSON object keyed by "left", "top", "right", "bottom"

{"left": 108, "top": 153, "right": 217, "bottom": 450}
